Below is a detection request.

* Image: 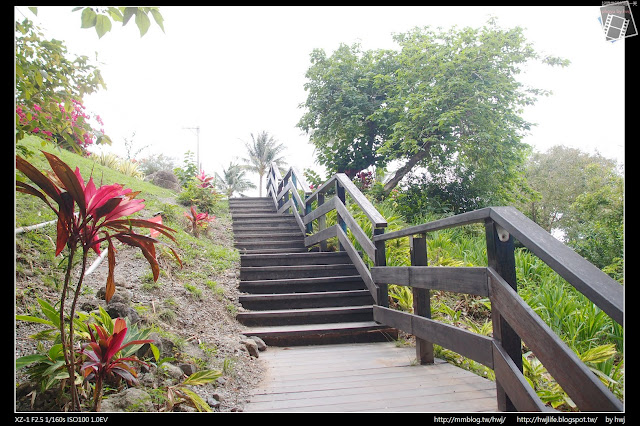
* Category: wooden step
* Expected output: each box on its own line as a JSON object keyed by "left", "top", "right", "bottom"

{"left": 239, "top": 275, "right": 366, "bottom": 294}
{"left": 240, "top": 321, "right": 397, "bottom": 346}
{"left": 235, "top": 241, "right": 306, "bottom": 251}
{"left": 238, "top": 247, "right": 309, "bottom": 254}
{"left": 240, "top": 264, "right": 358, "bottom": 280}
{"left": 232, "top": 213, "right": 294, "bottom": 219}
{"left": 240, "top": 251, "right": 351, "bottom": 267}
{"left": 237, "top": 305, "right": 374, "bottom": 326}
{"left": 234, "top": 233, "right": 304, "bottom": 243}
{"left": 233, "top": 220, "right": 301, "bottom": 230}
{"left": 239, "top": 290, "right": 374, "bottom": 310}
{"left": 232, "top": 226, "right": 302, "bottom": 235}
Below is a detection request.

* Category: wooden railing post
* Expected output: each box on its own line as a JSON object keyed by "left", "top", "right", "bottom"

{"left": 374, "top": 227, "right": 388, "bottom": 308}
{"left": 336, "top": 180, "right": 346, "bottom": 251}
{"left": 305, "top": 199, "right": 313, "bottom": 235}
{"left": 485, "top": 219, "right": 522, "bottom": 412}
{"left": 410, "top": 235, "right": 434, "bottom": 364}
{"left": 317, "top": 193, "right": 327, "bottom": 252}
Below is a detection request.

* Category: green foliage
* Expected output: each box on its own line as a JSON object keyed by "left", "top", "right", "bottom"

{"left": 15, "top": 19, "right": 109, "bottom": 156}
{"left": 16, "top": 343, "right": 71, "bottom": 393}
{"left": 165, "top": 370, "right": 222, "bottom": 412}
{"left": 72, "top": 6, "right": 164, "bottom": 38}
{"left": 298, "top": 44, "right": 396, "bottom": 178}
{"left": 177, "top": 178, "right": 224, "bottom": 214}
{"left": 91, "top": 152, "right": 144, "bottom": 179}
{"left": 137, "top": 153, "right": 176, "bottom": 176}
{"left": 215, "top": 162, "right": 256, "bottom": 197}
{"left": 241, "top": 131, "right": 287, "bottom": 197}
{"left": 299, "top": 19, "right": 568, "bottom": 196}
{"left": 173, "top": 151, "right": 199, "bottom": 188}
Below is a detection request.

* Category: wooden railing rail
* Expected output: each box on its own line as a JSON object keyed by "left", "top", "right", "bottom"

{"left": 301, "top": 173, "right": 387, "bottom": 304}
{"left": 266, "top": 163, "right": 311, "bottom": 233}
{"left": 263, "top": 168, "right": 623, "bottom": 412}
{"left": 371, "top": 206, "right": 623, "bottom": 412}
{"left": 265, "top": 161, "right": 283, "bottom": 208}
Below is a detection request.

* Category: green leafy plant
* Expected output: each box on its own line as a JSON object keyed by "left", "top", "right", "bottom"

{"left": 183, "top": 205, "right": 215, "bottom": 237}
{"left": 388, "top": 285, "right": 413, "bottom": 312}
{"left": 16, "top": 151, "right": 181, "bottom": 411}
{"left": 177, "top": 177, "right": 224, "bottom": 214}
{"left": 80, "top": 318, "right": 153, "bottom": 411}
{"left": 16, "top": 343, "right": 70, "bottom": 394}
{"left": 165, "top": 370, "right": 222, "bottom": 412}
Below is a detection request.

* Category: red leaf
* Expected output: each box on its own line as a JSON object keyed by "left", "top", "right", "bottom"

{"left": 16, "top": 155, "right": 63, "bottom": 206}
{"left": 115, "top": 234, "right": 160, "bottom": 281}
{"left": 93, "top": 196, "right": 123, "bottom": 221}
{"left": 43, "top": 152, "right": 86, "bottom": 216}
{"left": 105, "top": 239, "right": 116, "bottom": 303}
{"left": 148, "top": 216, "right": 162, "bottom": 238}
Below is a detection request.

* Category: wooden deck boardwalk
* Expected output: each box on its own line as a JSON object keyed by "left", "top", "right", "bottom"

{"left": 245, "top": 342, "right": 498, "bottom": 412}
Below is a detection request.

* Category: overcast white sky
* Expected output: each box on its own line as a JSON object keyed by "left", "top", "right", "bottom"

{"left": 17, "top": 6, "right": 625, "bottom": 195}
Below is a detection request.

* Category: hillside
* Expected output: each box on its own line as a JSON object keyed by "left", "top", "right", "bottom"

{"left": 15, "top": 137, "right": 265, "bottom": 412}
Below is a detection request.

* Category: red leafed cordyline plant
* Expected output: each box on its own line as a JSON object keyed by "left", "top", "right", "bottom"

{"left": 16, "top": 151, "right": 181, "bottom": 411}
{"left": 195, "top": 169, "right": 214, "bottom": 189}
{"left": 184, "top": 205, "right": 215, "bottom": 236}
{"left": 80, "top": 318, "right": 152, "bottom": 412}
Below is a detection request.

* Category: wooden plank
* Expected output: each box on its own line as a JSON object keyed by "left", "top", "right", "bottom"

{"left": 335, "top": 198, "right": 376, "bottom": 259}
{"left": 488, "top": 268, "right": 622, "bottom": 412}
{"left": 371, "top": 266, "right": 489, "bottom": 297}
{"left": 373, "top": 306, "right": 494, "bottom": 369}
{"left": 303, "top": 196, "right": 336, "bottom": 225}
{"left": 492, "top": 342, "right": 549, "bottom": 412}
{"left": 246, "top": 342, "right": 497, "bottom": 412}
{"left": 489, "top": 207, "right": 623, "bottom": 325}
{"left": 335, "top": 174, "right": 387, "bottom": 227}
{"left": 374, "top": 208, "right": 491, "bottom": 242}
{"left": 337, "top": 226, "right": 377, "bottom": 304}
{"left": 410, "top": 236, "right": 434, "bottom": 365}
{"left": 304, "top": 225, "right": 338, "bottom": 247}
{"left": 304, "top": 175, "right": 337, "bottom": 206}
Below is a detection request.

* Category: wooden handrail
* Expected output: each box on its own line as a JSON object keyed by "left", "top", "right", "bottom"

{"left": 266, "top": 163, "right": 311, "bottom": 233}
{"left": 372, "top": 206, "right": 623, "bottom": 326}
{"left": 305, "top": 173, "right": 387, "bottom": 228}
{"left": 264, "top": 166, "right": 623, "bottom": 412}
{"left": 371, "top": 206, "right": 623, "bottom": 412}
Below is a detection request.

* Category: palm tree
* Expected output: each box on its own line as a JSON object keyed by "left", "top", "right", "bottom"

{"left": 241, "top": 131, "right": 287, "bottom": 197}
{"left": 216, "top": 162, "right": 256, "bottom": 198}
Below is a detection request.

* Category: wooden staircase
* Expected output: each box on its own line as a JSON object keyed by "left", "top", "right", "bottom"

{"left": 230, "top": 197, "right": 397, "bottom": 346}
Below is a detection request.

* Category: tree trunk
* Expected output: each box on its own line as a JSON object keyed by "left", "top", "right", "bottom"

{"left": 382, "top": 147, "right": 431, "bottom": 196}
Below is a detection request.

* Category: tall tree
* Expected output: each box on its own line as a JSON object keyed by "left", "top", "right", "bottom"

{"left": 216, "top": 162, "right": 256, "bottom": 198}
{"left": 298, "top": 19, "right": 569, "bottom": 197}
{"left": 297, "top": 43, "right": 398, "bottom": 178}
{"left": 241, "top": 131, "right": 287, "bottom": 197}
{"left": 521, "top": 145, "right": 618, "bottom": 233}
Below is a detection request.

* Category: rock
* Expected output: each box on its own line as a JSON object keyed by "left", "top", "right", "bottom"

{"left": 80, "top": 299, "right": 99, "bottom": 313}
{"left": 106, "top": 302, "right": 140, "bottom": 324}
{"left": 180, "top": 363, "right": 197, "bottom": 376}
{"left": 248, "top": 336, "right": 267, "bottom": 351}
{"left": 163, "top": 363, "right": 185, "bottom": 381}
{"left": 207, "top": 396, "right": 221, "bottom": 410}
{"left": 146, "top": 170, "right": 180, "bottom": 191}
{"left": 97, "top": 285, "right": 132, "bottom": 302}
{"left": 136, "top": 333, "right": 174, "bottom": 360}
{"left": 99, "top": 388, "right": 153, "bottom": 412}
{"left": 242, "top": 338, "right": 259, "bottom": 358}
